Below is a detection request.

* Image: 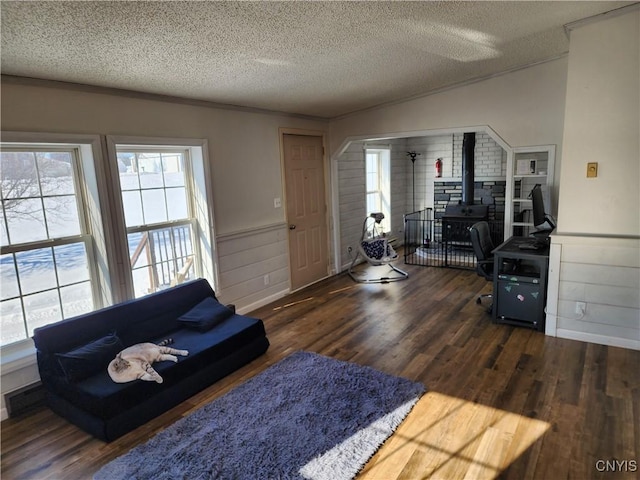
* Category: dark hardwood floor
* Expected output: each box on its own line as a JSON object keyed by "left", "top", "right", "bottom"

{"left": 2, "top": 262, "right": 639, "bottom": 479}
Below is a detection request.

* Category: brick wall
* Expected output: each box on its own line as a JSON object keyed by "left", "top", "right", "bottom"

{"left": 433, "top": 132, "right": 506, "bottom": 223}
{"left": 452, "top": 132, "right": 506, "bottom": 177}
{"left": 434, "top": 180, "right": 506, "bottom": 221}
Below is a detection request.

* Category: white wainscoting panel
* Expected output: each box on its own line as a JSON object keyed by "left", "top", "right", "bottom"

{"left": 388, "top": 138, "right": 408, "bottom": 241}
{"left": 548, "top": 234, "right": 640, "bottom": 350}
{"left": 216, "top": 223, "right": 290, "bottom": 313}
{"left": 338, "top": 142, "right": 367, "bottom": 269}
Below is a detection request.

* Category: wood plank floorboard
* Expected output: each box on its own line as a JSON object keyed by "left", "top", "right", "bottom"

{"left": 1, "top": 263, "right": 638, "bottom": 479}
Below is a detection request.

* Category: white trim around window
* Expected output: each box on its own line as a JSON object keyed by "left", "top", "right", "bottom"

{"left": 364, "top": 147, "right": 391, "bottom": 233}
{"left": 1, "top": 131, "right": 115, "bottom": 363}
{"left": 105, "top": 136, "right": 218, "bottom": 300}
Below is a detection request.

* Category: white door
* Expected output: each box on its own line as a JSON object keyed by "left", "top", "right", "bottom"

{"left": 283, "top": 134, "right": 329, "bottom": 290}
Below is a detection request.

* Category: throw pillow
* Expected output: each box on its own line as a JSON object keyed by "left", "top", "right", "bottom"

{"left": 177, "top": 297, "right": 234, "bottom": 332}
{"left": 56, "top": 333, "right": 124, "bottom": 382}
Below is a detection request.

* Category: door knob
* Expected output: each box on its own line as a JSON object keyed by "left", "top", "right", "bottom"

{"left": 289, "top": 224, "right": 296, "bottom": 230}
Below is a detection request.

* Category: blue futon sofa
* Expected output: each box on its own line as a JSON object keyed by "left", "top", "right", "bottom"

{"left": 32, "top": 279, "right": 269, "bottom": 442}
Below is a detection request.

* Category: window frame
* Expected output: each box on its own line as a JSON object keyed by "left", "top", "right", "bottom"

{"left": 106, "top": 136, "right": 217, "bottom": 301}
{"left": 364, "top": 147, "right": 391, "bottom": 233}
{"left": 117, "top": 146, "right": 200, "bottom": 296}
{"left": 0, "top": 145, "right": 101, "bottom": 345}
{"left": 0, "top": 132, "right": 113, "bottom": 365}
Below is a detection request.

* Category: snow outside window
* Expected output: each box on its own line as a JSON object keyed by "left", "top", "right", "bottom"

{"left": 0, "top": 147, "right": 96, "bottom": 346}
{"left": 116, "top": 148, "right": 200, "bottom": 298}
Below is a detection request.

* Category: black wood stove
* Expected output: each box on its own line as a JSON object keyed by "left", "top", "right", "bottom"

{"left": 442, "top": 132, "right": 488, "bottom": 244}
{"left": 443, "top": 204, "right": 489, "bottom": 243}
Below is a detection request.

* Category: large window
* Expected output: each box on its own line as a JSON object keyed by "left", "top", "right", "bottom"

{"left": 116, "top": 148, "right": 199, "bottom": 298}
{"left": 365, "top": 148, "right": 391, "bottom": 233}
{"left": 0, "top": 134, "right": 215, "bottom": 351}
{"left": 1, "top": 148, "right": 95, "bottom": 346}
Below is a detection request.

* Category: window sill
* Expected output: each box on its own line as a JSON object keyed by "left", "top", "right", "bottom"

{"left": 1, "top": 340, "right": 37, "bottom": 375}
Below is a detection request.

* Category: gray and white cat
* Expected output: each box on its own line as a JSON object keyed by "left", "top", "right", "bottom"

{"left": 107, "top": 341, "right": 188, "bottom": 384}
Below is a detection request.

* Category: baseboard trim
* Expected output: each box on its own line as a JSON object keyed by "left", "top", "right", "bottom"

{"left": 236, "top": 289, "right": 289, "bottom": 315}
{"left": 1, "top": 407, "right": 8, "bottom": 421}
{"left": 556, "top": 329, "right": 640, "bottom": 350}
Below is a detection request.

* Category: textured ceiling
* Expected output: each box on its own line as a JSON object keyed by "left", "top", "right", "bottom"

{"left": 1, "top": 1, "right": 634, "bottom": 118}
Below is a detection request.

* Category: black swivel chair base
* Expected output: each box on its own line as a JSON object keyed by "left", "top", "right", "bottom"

{"left": 476, "top": 293, "right": 493, "bottom": 314}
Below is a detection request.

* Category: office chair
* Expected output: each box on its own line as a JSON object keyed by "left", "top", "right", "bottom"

{"left": 469, "top": 221, "right": 494, "bottom": 312}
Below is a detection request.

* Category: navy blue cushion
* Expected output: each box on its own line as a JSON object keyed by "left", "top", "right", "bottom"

{"left": 56, "top": 333, "right": 123, "bottom": 382}
{"left": 177, "top": 297, "right": 234, "bottom": 332}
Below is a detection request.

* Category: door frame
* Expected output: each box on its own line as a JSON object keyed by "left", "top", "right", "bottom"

{"left": 279, "top": 128, "right": 334, "bottom": 292}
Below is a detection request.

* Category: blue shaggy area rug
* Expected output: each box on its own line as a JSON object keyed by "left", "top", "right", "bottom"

{"left": 94, "top": 351, "right": 425, "bottom": 480}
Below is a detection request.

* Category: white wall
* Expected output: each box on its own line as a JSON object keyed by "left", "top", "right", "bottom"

{"left": 329, "top": 57, "right": 569, "bottom": 163}
{"left": 1, "top": 81, "right": 328, "bottom": 236}
{"left": 556, "top": 10, "right": 640, "bottom": 237}
{"left": 389, "top": 140, "right": 409, "bottom": 239}
{"left": 547, "top": 9, "right": 640, "bottom": 349}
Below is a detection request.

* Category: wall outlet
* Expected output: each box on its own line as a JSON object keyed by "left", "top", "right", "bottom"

{"left": 263, "top": 274, "right": 270, "bottom": 285}
{"left": 575, "top": 302, "right": 586, "bottom": 315}
{"left": 274, "top": 197, "right": 282, "bottom": 208}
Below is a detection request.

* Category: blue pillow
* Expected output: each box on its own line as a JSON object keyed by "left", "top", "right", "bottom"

{"left": 178, "top": 297, "right": 234, "bottom": 332}
{"left": 56, "top": 333, "right": 123, "bottom": 382}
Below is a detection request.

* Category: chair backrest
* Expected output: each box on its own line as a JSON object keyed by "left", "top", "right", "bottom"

{"left": 469, "top": 221, "right": 494, "bottom": 263}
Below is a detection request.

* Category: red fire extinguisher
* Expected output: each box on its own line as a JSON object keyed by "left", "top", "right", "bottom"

{"left": 435, "top": 158, "right": 442, "bottom": 178}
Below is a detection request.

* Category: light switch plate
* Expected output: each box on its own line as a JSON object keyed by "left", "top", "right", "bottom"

{"left": 587, "top": 162, "right": 598, "bottom": 178}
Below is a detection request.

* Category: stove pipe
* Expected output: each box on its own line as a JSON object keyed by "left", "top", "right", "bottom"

{"left": 462, "top": 132, "right": 475, "bottom": 205}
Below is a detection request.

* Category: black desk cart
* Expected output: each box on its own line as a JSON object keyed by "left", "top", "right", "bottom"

{"left": 492, "top": 236, "right": 550, "bottom": 331}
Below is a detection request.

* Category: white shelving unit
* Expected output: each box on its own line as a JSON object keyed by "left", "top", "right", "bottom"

{"left": 504, "top": 145, "right": 555, "bottom": 241}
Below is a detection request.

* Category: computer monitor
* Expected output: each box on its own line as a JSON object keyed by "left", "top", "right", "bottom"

{"left": 530, "top": 184, "right": 556, "bottom": 236}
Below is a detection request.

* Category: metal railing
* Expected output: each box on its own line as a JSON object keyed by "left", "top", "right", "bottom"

{"left": 404, "top": 208, "right": 503, "bottom": 269}
{"left": 129, "top": 224, "right": 195, "bottom": 294}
